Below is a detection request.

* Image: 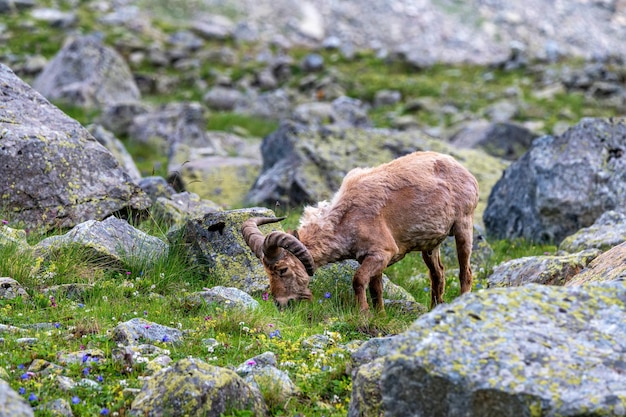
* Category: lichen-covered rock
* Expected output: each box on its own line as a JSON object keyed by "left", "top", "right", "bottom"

{"left": 88, "top": 124, "right": 142, "bottom": 183}
{"left": 0, "top": 379, "right": 35, "bottom": 417}
{"left": 236, "top": 352, "right": 297, "bottom": 404}
{"left": 186, "top": 286, "right": 260, "bottom": 310}
{"left": 349, "top": 282, "right": 626, "bottom": 417}
{"left": 449, "top": 120, "right": 538, "bottom": 161}
{"left": 246, "top": 120, "right": 506, "bottom": 226}
{"left": 32, "top": 35, "right": 140, "bottom": 108}
{"left": 176, "top": 207, "right": 279, "bottom": 295}
{"left": 0, "top": 64, "right": 151, "bottom": 232}
{"left": 566, "top": 241, "right": 626, "bottom": 286}
{"left": 559, "top": 210, "right": 626, "bottom": 253}
{"left": 0, "top": 278, "right": 29, "bottom": 300}
{"left": 311, "top": 260, "right": 415, "bottom": 305}
{"left": 169, "top": 155, "right": 260, "bottom": 208}
{"left": 484, "top": 118, "right": 626, "bottom": 244}
{"left": 151, "top": 191, "right": 220, "bottom": 227}
{"left": 0, "top": 225, "right": 29, "bottom": 249}
{"left": 112, "top": 318, "right": 183, "bottom": 345}
{"left": 129, "top": 357, "right": 268, "bottom": 417}
{"left": 33, "top": 217, "right": 168, "bottom": 270}
{"left": 487, "top": 248, "right": 600, "bottom": 287}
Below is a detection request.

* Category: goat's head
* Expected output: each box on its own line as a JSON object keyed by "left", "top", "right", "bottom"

{"left": 241, "top": 217, "right": 316, "bottom": 308}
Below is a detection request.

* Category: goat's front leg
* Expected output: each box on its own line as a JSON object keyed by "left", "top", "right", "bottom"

{"left": 353, "top": 254, "right": 389, "bottom": 313}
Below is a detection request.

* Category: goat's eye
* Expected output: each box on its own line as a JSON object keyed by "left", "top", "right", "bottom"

{"left": 278, "top": 267, "right": 288, "bottom": 275}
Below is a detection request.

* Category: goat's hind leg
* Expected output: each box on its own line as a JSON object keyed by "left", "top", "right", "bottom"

{"left": 452, "top": 218, "right": 474, "bottom": 295}
{"left": 422, "top": 248, "right": 445, "bottom": 309}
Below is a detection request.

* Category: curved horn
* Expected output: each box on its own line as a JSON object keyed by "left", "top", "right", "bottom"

{"left": 241, "top": 217, "right": 285, "bottom": 259}
{"left": 263, "top": 231, "right": 316, "bottom": 276}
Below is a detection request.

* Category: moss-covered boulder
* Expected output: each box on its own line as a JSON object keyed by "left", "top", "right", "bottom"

{"left": 0, "top": 64, "right": 150, "bottom": 232}
{"left": 33, "top": 216, "right": 168, "bottom": 270}
{"left": 0, "top": 379, "right": 34, "bottom": 417}
{"left": 349, "top": 282, "right": 626, "bottom": 417}
{"left": 176, "top": 207, "right": 280, "bottom": 295}
{"left": 559, "top": 210, "right": 626, "bottom": 253}
{"left": 487, "top": 248, "right": 600, "bottom": 287}
{"left": 566, "top": 241, "right": 626, "bottom": 286}
{"left": 484, "top": 118, "right": 626, "bottom": 244}
{"left": 130, "top": 357, "right": 268, "bottom": 417}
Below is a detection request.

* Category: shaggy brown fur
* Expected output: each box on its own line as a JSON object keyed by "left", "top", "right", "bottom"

{"left": 242, "top": 151, "right": 479, "bottom": 312}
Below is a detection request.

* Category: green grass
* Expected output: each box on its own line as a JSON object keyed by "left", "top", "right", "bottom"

{"left": 0, "top": 208, "right": 557, "bottom": 416}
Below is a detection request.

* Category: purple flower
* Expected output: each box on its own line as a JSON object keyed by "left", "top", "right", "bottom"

{"left": 28, "top": 393, "right": 37, "bottom": 402}
{"left": 97, "top": 375, "right": 104, "bottom": 383}
{"left": 19, "top": 387, "right": 25, "bottom": 395}
{"left": 77, "top": 303, "right": 84, "bottom": 308}
{"left": 269, "top": 330, "right": 282, "bottom": 339}
{"left": 82, "top": 367, "right": 90, "bottom": 376}
{"left": 100, "top": 408, "right": 110, "bottom": 415}
{"left": 143, "top": 310, "right": 148, "bottom": 316}
{"left": 54, "top": 323, "right": 60, "bottom": 329}
{"left": 21, "top": 373, "right": 30, "bottom": 380}
{"left": 324, "top": 292, "right": 331, "bottom": 299}
{"left": 162, "top": 335, "right": 170, "bottom": 343}
{"left": 17, "top": 364, "right": 24, "bottom": 370}
{"left": 262, "top": 292, "right": 269, "bottom": 301}
{"left": 246, "top": 359, "right": 257, "bottom": 366}
{"left": 1, "top": 219, "right": 8, "bottom": 225}
{"left": 71, "top": 396, "right": 80, "bottom": 405}
{"left": 82, "top": 355, "right": 89, "bottom": 363}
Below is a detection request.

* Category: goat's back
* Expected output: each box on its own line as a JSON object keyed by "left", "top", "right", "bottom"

{"left": 335, "top": 151, "right": 478, "bottom": 213}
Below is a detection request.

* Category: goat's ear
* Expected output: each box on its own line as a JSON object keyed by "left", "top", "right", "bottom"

{"left": 290, "top": 230, "right": 300, "bottom": 240}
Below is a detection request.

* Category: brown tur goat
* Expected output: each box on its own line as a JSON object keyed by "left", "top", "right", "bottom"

{"left": 241, "top": 151, "right": 479, "bottom": 312}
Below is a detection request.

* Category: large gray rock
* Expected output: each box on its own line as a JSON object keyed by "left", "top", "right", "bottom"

{"left": 349, "top": 282, "right": 626, "bottom": 417}
{"left": 484, "top": 118, "right": 626, "bottom": 244}
{"left": 130, "top": 358, "right": 268, "bottom": 417}
{"left": 32, "top": 35, "right": 140, "bottom": 108}
{"left": 0, "top": 64, "right": 151, "bottom": 231}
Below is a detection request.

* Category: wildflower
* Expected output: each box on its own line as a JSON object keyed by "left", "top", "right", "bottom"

{"left": 269, "top": 330, "right": 282, "bottom": 339}
{"left": 204, "top": 316, "right": 212, "bottom": 321}
{"left": 424, "top": 287, "right": 430, "bottom": 292}
{"left": 1, "top": 219, "right": 7, "bottom": 225}
{"left": 54, "top": 323, "right": 60, "bottom": 329}
{"left": 71, "top": 396, "right": 80, "bottom": 405}
{"left": 19, "top": 387, "right": 25, "bottom": 395}
{"left": 28, "top": 393, "right": 37, "bottom": 402}
{"left": 17, "top": 364, "right": 24, "bottom": 370}
{"left": 82, "top": 355, "right": 89, "bottom": 363}
{"left": 246, "top": 359, "right": 257, "bottom": 366}
{"left": 77, "top": 303, "right": 84, "bottom": 308}
{"left": 50, "top": 296, "right": 57, "bottom": 307}
{"left": 100, "top": 408, "right": 110, "bottom": 415}
{"left": 21, "top": 372, "right": 34, "bottom": 380}
{"left": 97, "top": 375, "right": 104, "bottom": 383}
{"left": 262, "top": 292, "right": 269, "bottom": 301}
{"left": 324, "top": 292, "right": 331, "bottom": 299}
{"left": 83, "top": 368, "right": 90, "bottom": 376}
{"left": 162, "top": 335, "right": 170, "bottom": 343}
{"left": 126, "top": 271, "right": 131, "bottom": 276}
